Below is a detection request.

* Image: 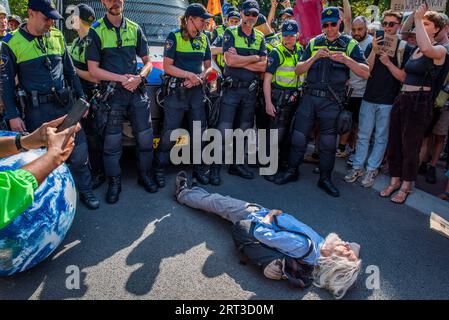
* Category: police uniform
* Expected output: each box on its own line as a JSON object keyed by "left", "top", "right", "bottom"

{"left": 211, "top": 24, "right": 225, "bottom": 44}
{"left": 0, "top": 22, "right": 6, "bottom": 129}
{"left": 214, "top": 3, "right": 267, "bottom": 181}
{"left": 155, "top": 4, "right": 212, "bottom": 185}
{"left": 212, "top": 34, "right": 225, "bottom": 71}
{"left": 86, "top": 14, "right": 156, "bottom": 202}
{"left": 212, "top": 11, "right": 241, "bottom": 72}
{"left": 275, "top": 8, "right": 367, "bottom": 197}
{"left": 264, "top": 21, "right": 303, "bottom": 179}
{"left": 0, "top": 3, "right": 99, "bottom": 209}
{"left": 265, "top": 32, "right": 282, "bottom": 53}
{"left": 69, "top": 4, "right": 104, "bottom": 188}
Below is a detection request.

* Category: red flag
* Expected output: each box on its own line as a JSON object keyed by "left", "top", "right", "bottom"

{"left": 207, "top": 0, "right": 222, "bottom": 16}
{"left": 295, "top": 0, "right": 323, "bottom": 45}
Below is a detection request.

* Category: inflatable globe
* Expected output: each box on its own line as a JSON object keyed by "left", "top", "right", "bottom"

{"left": 0, "top": 131, "right": 77, "bottom": 276}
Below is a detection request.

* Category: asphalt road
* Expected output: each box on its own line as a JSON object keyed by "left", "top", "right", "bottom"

{"left": 1, "top": 150, "right": 449, "bottom": 300}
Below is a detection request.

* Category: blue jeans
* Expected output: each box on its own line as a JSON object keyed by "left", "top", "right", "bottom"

{"left": 352, "top": 100, "right": 393, "bottom": 171}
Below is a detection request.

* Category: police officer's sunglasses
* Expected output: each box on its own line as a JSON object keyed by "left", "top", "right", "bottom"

{"left": 322, "top": 22, "right": 338, "bottom": 29}
{"left": 382, "top": 21, "right": 400, "bottom": 28}
{"left": 244, "top": 11, "right": 258, "bottom": 18}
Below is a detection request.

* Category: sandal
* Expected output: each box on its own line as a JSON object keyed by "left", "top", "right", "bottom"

{"left": 438, "top": 192, "right": 449, "bottom": 201}
{"left": 379, "top": 183, "right": 401, "bottom": 198}
{"left": 391, "top": 189, "right": 412, "bottom": 204}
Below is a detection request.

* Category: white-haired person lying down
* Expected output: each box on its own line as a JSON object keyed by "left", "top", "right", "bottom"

{"left": 174, "top": 171, "right": 362, "bottom": 299}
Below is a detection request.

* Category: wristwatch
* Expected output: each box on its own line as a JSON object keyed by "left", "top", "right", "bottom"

{"left": 15, "top": 132, "right": 28, "bottom": 152}
{"left": 139, "top": 74, "right": 147, "bottom": 84}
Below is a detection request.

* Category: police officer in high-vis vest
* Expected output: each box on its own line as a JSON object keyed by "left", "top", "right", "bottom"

{"left": 210, "top": 5, "right": 237, "bottom": 44}
{"left": 263, "top": 20, "right": 303, "bottom": 182}
{"left": 69, "top": 3, "right": 105, "bottom": 190}
{"left": 210, "top": 0, "right": 267, "bottom": 185}
{"left": 275, "top": 7, "right": 369, "bottom": 197}
{"left": 1, "top": 0, "right": 100, "bottom": 210}
{"left": 211, "top": 10, "right": 241, "bottom": 73}
{"left": 154, "top": 3, "right": 213, "bottom": 186}
{"left": 86, "top": 0, "right": 156, "bottom": 204}
{"left": 254, "top": 14, "right": 281, "bottom": 54}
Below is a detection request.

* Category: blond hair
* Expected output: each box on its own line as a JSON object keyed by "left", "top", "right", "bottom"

{"left": 312, "top": 233, "right": 362, "bottom": 300}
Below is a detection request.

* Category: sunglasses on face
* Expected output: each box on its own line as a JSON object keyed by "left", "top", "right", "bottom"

{"left": 322, "top": 22, "right": 338, "bottom": 29}
{"left": 382, "top": 21, "right": 399, "bottom": 28}
{"left": 244, "top": 11, "right": 258, "bottom": 18}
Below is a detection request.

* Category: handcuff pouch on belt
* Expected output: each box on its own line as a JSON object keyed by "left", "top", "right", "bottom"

{"left": 93, "top": 81, "right": 116, "bottom": 136}
{"left": 271, "top": 88, "right": 300, "bottom": 127}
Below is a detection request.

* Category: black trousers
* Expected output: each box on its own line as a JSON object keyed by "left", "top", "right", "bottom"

{"left": 288, "top": 94, "right": 340, "bottom": 173}
{"left": 387, "top": 91, "right": 433, "bottom": 181}
{"left": 103, "top": 87, "right": 154, "bottom": 177}
{"left": 155, "top": 86, "right": 207, "bottom": 171}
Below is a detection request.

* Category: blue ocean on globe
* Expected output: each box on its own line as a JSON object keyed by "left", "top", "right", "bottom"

{"left": 0, "top": 131, "right": 77, "bottom": 276}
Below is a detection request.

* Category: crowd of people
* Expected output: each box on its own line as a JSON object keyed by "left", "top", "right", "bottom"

{"left": 1, "top": 0, "right": 449, "bottom": 299}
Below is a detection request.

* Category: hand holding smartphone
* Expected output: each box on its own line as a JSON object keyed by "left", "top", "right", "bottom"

{"left": 375, "top": 29, "right": 385, "bottom": 45}
{"left": 56, "top": 98, "right": 89, "bottom": 133}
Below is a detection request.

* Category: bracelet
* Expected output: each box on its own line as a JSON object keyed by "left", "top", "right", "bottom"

{"left": 15, "top": 132, "right": 28, "bottom": 152}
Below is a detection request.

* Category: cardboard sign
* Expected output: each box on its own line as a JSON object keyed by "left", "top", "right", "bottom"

{"left": 391, "top": 0, "right": 447, "bottom": 12}
{"left": 383, "top": 34, "right": 399, "bottom": 57}
{"left": 373, "top": 35, "right": 399, "bottom": 57}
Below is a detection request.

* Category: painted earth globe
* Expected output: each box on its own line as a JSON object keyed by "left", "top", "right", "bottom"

{"left": 0, "top": 131, "right": 76, "bottom": 276}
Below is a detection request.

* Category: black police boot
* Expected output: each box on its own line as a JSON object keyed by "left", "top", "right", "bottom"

{"left": 91, "top": 172, "right": 106, "bottom": 190}
{"left": 154, "top": 168, "right": 166, "bottom": 188}
{"left": 318, "top": 171, "right": 340, "bottom": 197}
{"left": 228, "top": 164, "right": 254, "bottom": 179}
{"left": 274, "top": 167, "right": 299, "bottom": 185}
{"left": 79, "top": 190, "right": 100, "bottom": 210}
{"left": 193, "top": 167, "right": 210, "bottom": 185}
{"left": 209, "top": 165, "right": 221, "bottom": 186}
{"left": 106, "top": 176, "right": 121, "bottom": 204}
{"left": 138, "top": 175, "right": 158, "bottom": 193}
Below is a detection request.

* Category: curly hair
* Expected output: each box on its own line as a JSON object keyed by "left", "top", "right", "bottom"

{"left": 312, "top": 233, "right": 362, "bottom": 300}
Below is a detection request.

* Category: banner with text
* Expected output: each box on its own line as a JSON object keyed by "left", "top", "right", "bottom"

{"left": 391, "top": 0, "right": 447, "bottom": 12}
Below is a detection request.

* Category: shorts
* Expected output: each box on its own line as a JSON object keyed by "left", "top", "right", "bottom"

{"left": 432, "top": 108, "right": 449, "bottom": 136}
{"left": 348, "top": 97, "right": 363, "bottom": 124}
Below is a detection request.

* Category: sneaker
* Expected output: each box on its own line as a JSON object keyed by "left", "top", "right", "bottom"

{"left": 175, "top": 171, "right": 189, "bottom": 197}
{"left": 344, "top": 168, "right": 364, "bottom": 183}
{"left": 360, "top": 169, "right": 379, "bottom": 188}
{"left": 263, "top": 259, "right": 285, "bottom": 280}
{"left": 336, "top": 150, "right": 349, "bottom": 158}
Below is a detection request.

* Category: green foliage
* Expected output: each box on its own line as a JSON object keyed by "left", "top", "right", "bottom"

{"left": 9, "top": 0, "right": 28, "bottom": 18}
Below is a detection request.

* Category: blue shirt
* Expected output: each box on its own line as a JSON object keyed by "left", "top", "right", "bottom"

{"left": 164, "top": 30, "right": 211, "bottom": 74}
{"left": 222, "top": 26, "right": 267, "bottom": 82}
{"left": 249, "top": 208, "right": 324, "bottom": 266}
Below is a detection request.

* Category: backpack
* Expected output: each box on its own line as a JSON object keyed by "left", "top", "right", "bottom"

{"left": 423, "top": 50, "right": 449, "bottom": 103}
{"left": 231, "top": 217, "right": 315, "bottom": 289}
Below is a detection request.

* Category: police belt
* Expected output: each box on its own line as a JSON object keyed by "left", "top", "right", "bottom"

{"left": 228, "top": 80, "right": 253, "bottom": 89}
{"left": 304, "top": 87, "right": 345, "bottom": 99}
{"left": 26, "top": 92, "right": 57, "bottom": 104}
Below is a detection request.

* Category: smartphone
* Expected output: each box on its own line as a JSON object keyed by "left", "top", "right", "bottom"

{"left": 375, "top": 29, "right": 385, "bottom": 45}
{"left": 57, "top": 98, "right": 89, "bottom": 133}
